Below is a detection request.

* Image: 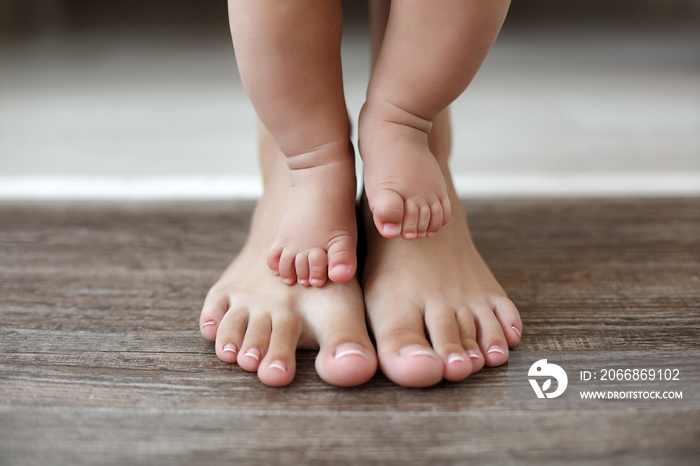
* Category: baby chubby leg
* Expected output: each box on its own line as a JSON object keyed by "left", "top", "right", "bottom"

{"left": 360, "top": 0, "right": 510, "bottom": 239}
{"left": 229, "top": 0, "right": 357, "bottom": 285}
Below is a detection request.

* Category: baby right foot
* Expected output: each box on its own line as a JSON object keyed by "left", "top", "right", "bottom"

{"left": 359, "top": 101, "right": 451, "bottom": 240}
{"left": 267, "top": 140, "right": 359, "bottom": 287}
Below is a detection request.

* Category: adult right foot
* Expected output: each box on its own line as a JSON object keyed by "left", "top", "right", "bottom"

{"left": 200, "top": 135, "right": 377, "bottom": 387}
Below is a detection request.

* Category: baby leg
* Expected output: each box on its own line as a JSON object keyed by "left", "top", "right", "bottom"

{"left": 229, "top": 0, "right": 357, "bottom": 286}
{"left": 360, "top": 0, "right": 510, "bottom": 239}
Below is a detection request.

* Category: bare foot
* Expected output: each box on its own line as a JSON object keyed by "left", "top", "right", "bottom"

{"left": 361, "top": 114, "right": 521, "bottom": 387}
{"left": 267, "top": 140, "right": 358, "bottom": 287}
{"left": 359, "top": 101, "right": 451, "bottom": 240}
{"left": 200, "top": 138, "right": 376, "bottom": 387}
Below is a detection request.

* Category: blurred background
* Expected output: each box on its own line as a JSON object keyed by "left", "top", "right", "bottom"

{"left": 1, "top": 0, "right": 699, "bottom": 199}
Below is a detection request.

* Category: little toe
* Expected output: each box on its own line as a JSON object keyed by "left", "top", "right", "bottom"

{"left": 295, "top": 252, "right": 311, "bottom": 287}
{"left": 369, "top": 189, "right": 405, "bottom": 238}
{"left": 401, "top": 200, "right": 420, "bottom": 240}
{"left": 327, "top": 238, "right": 357, "bottom": 284}
{"left": 492, "top": 296, "right": 523, "bottom": 347}
{"left": 308, "top": 248, "right": 328, "bottom": 287}
{"left": 426, "top": 199, "right": 445, "bottom": 237}
{"left": 425, "top": 308, "right": 472, "bottom": 382}
{"left": 474, "top": 306, "right": 509, "bottom": 367}
{"left": 266, "top": 246, "right": 282, "bottom": 275}
{"left": 200, "top": 290, "right": 228, "bottom": 341}
{"left": 277, "top": 250, "right": 297, "bottom": 286}
{"left": 440, "top": 196, "right": 452, "bottom": 226}
{"left": 257, "top": 313, "right": 303, "bottom": 387}
{"left": 238, "top": 314, "right": 272, "bottom": 372}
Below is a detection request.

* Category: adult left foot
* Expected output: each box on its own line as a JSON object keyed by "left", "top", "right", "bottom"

{"left": 361, "top": 168, "right": 522, "bottom": 387}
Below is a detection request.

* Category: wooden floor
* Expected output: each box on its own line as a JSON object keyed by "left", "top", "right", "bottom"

{"left": 1, "top": 199, "right": 698, "bottom": 465}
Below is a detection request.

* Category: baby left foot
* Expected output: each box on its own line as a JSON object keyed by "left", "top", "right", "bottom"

{"left": 359, "top": 102, "right": 451, "bottom": 240}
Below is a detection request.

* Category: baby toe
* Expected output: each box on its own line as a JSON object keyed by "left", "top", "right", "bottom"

{"left": 277, "top": 249, "right": 297, "bottom": 286}
{"left": 369, "top": 189, "right": 405, "bottom": 238}
{"left": 308, "top": 248, "right": 328, "bottom": 287}
{"left": 401, "top": 199, "right": 420, "bottom": 240}
{"left": 295, "top": 252, "right": 311, "bottom": 287}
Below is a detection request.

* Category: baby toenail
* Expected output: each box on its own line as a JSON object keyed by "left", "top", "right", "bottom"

{"left": 447, "top": 353, "right": 466, "bottom": 364}
{"left": 467, "top": 350, "right": 480, "bottom": 359}
{"left": 282, "top": 278, "right": 295, "bottom": 286}
{"left": 244, "top": 349, "right": 260, "bottom": 361}
{"left": 310, "top": 279, "right": 324, "bottom": 286}
{"left": 383, "top": 223, "right": 401, "bottom": 236}
{"left": 511, "top": 326, "right": 522, "bottom": 338}
{"left": 400, "top": 345, "right": 436, "bottom": 359}
{"left": 487, "top": 346, "right": 505, "bottom": 355}
{"left": 222, "top": 343, "right": 237, "bottom": 354}
{"left": 331, "top": 265, "right": 351, "bottom": 273}
{"left": 334, "top": 343, "right": 369, "bottom": 360}
{"left": 269, "top": 361, "right": 287, "bottom": 373}
{"left": 201, "top": 320, "right": 216, "bottom": 328}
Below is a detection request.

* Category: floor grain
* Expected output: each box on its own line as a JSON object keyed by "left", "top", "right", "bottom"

{"left": 1, "top": 199, "right": 699, "bottom": 465}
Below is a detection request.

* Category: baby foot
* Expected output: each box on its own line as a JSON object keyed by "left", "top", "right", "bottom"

{"left": 267, "top": 141, "right": 358, "bottom": 286}
{"left": 362, "top": 192, "right": 521, "bottom": 387}
{"left": 359, "top": 102, "right": 451, "bottom": 240}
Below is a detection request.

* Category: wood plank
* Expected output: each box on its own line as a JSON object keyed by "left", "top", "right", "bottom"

{"left": 1, "top": 199, "right": 699, "bottom": 464}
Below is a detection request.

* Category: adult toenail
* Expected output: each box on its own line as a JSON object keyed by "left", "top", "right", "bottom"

{"left": 334, "top": 343, "right": 369, "bottom": 360}
{"left": 467, "top": 350, "right": 480, "bottom": 359}
{"left": 383, "top": 224, "right": 400, "bottom": 236}
{"left": 269, "top": 361, "right": 287, "bottom": 373}
{"left": 223, "top": 343, "right": 237, "bottom": 354}
{"left": 244, "top": 349, "right": 260, "bottom": 361}
{"left": 487, "top": 346, "right": 505, "bottom": 355}
{"left": 447, "top": 353, "right": 466, "bottom": 364}
{"left": 400, "top": 345, "right": 436, "bottom": 359}
{"left": 511, "top": 326, "right": 522, "bottom": 338}
{"left": 201, "top": 320, "right": 216, "bottom": 328}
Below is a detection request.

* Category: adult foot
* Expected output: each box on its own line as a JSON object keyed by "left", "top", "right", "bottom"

{"left": 361, "top": 158, "right": 521, "bottom": 388}
{"left": 200, "top": 138, "right": 376, "bottom": 387}
{"left": 359, "top": 101, "right": 451, "bottom": 240}
{"left": 266, "top": 140, "right": 358, "bottom": 287}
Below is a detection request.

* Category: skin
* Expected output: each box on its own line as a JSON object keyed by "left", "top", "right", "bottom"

{"left": 200, "top": 0, "right": 522, "bottom": 388}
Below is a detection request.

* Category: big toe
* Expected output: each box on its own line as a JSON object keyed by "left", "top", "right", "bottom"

{"left": 327, "top": 238, "right": 357, "bottom": 283}
{"left": 369, "top": 189, "right": 405, "bottom": 238}
{"left": 313, "top": 293, "right": 377, "bottom": 386}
